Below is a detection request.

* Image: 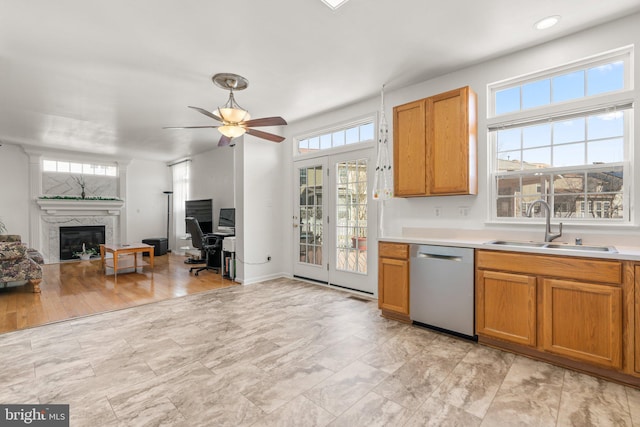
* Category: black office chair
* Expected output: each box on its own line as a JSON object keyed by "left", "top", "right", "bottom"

{"left": 185, "top": 217, "right": 221, "bottom": 276}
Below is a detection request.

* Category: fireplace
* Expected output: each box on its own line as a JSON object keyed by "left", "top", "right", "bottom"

{"left": 59, "top": 226, "right": 106, "bottom": 260}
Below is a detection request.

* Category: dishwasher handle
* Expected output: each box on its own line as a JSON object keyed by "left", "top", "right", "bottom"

{"left": 415, "top": 253, "right": 463, "bottom": 262}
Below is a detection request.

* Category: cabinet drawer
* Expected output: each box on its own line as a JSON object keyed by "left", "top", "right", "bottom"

{"left": 476, "top": 250, "right": 622, "bottom": 285}
{"left": 379, "top": 242, "right": 409, "bottom": 259}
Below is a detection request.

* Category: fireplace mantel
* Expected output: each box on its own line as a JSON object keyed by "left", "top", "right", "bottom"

{"left": 36, "top": 199, "right": 125, "bottom": 216}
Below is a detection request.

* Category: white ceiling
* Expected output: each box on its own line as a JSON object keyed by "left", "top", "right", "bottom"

{"left": 1, "top": 0, "right": 639, "bottom": 162}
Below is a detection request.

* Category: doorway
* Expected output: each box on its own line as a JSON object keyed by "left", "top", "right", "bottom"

{"left": 293, "top": 148, "right": 376, "bottom": 294}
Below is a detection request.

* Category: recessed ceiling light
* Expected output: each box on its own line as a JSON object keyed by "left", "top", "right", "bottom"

{"left": 534, "top": 15, "right": 561, "bottom": 30}
{"left": 320, "top": 0, "right": 349, "bottom": 10}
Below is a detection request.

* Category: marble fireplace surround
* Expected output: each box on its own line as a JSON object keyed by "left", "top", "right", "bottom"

{"left": 36, "top": 199, "right": 124, "bottom": 263}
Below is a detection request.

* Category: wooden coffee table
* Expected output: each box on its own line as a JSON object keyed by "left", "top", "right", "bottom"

{"left": 100, "top": 243, "right": 154, "bottom": 276}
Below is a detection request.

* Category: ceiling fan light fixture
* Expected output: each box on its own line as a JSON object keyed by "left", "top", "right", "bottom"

{"left": 218, "top": 107, "right": 250, "bottom": 123}
{"left": 219, "top": 125, "right": 246, "bottom": 138}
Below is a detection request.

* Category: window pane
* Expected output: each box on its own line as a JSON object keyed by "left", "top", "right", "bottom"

{"left": 83, "top": 164, "right": 93, "bottom": 174}
{"left": 69, "top": 162, "right": 83, "bottom": 173}
{"left": 497, "top": 176, "right": 520, "bottom": 196}
{"left": 554, "top": 195, "right": 581, "bottom": 218}
{"left": 309, "top": 137, "right": 319, "bottom": 150}
{"left": 94, "top": 165, "right": 106, "bottom": 175}
{"left": 497, "top": 128, "right": 520, "bottom": 152}
{"left": 57, "top": 162, "right": 70, "bottom": 172}
{"left": 587, "top": 168, "right": 623, "bottom": 192}
{"left": 495, "top": 87, "right": 520, "bottom": 115}
{"left": 333, "top": 131, "right": 345, "bottom": 146}
{"left": 522, "top": 147, "right": 550, "bottom": 167}
{"left": 359, "top": 123, "right": 374, "bottom": 141}
{"left": 106, "top": 166, "right": 117, "bottom": 176}
{"left": 552, "top": 71, "right": 585, "bottom": 102}
{"left": 587, "top": 61, "right": 624, "bottom": 96}
{"left": 553, "top": 173, "right": 584, "bottom": 194}
{"left": 298, "top": 139, "right": 308, "bottom": 152}
{"left": 588, "top": 138, "right": 624, "bottom": 164}
{"left": 43, "top": 160, "right": 57, "bottom": 172}
{"left": 345, "top": 127, "right": 359, "bottom": 144}
{"left": 554, "top": 118, "right": 585, "bottom": 144}
{"left": 523, "top": 124, "right": 551, "bottom": 148}
{"left": 587, "top": 196, "right": 623, "bottom": 219}
{"left": 496, "top": 197, "right": 516, "bottom": 217}
{"left": 522, "top": 174, "right": 550, "bottom": 196}
{"left": 587, "top": 112, "right": 623, "bottom": 140}
{"left": 522, "top": 79, "right": 550, "bottom": 109}
{"left": 497, "top": 151, "right": 521, "bottom": 171}
{"left": 320, "top": 134, "right": 332, "bottom": 149}
{"left": 553, "top": 143, "right": 585, "bottom": 167}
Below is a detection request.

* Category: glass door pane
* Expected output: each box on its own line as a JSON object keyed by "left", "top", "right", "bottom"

{"left": 335, "top": 159, "right": 367, "bottom": 274}
{"left": 299, "top": 166, "right": 323, "bottom": 265}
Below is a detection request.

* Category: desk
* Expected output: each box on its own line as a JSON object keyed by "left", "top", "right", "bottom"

{"left": 100, "top": 243, "right": 154, "bottom": 276}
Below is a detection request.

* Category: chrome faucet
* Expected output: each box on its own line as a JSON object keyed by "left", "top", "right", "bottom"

{"left": 526, "top": 199, "right": 562, "bottom": 242}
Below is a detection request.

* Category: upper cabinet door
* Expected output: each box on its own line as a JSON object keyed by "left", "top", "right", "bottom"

{"left": 393, "top": 99, "right": 426, "bottom": 197}
{"left": 392, "top": 86, "right": 477, "bottom": 198}
{"left": 426, "top": 86, "right": 477, "bottom": 195}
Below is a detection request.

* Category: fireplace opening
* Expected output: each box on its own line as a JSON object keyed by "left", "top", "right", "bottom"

{"left": 59, "top": 226, "right": 106, "bottom": 261}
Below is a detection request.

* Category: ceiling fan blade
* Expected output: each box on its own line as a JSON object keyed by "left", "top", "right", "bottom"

{"left": 245, "top": 128, "right": 285, "bottom": 143}
{"left": 163, "top": 126, "right": 220, "bottom": 129}
{"left": 218, "top": 135, "right": 232, "bottom": 147}
{"left": 241, "top": 116, "right": 287, "bottom": 127}
{"left": 188, "top": 106, "right": 222, "bottom": 122}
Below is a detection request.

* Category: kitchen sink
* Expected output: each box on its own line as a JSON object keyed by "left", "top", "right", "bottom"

{"left": 485, "top": 240, "right": 617, "bottom": 253}
{"left": 487, "top": 240, "right": 547, "bottom": 248}
{"left": 544, "top": 243, "right": 617, "bottom": 252}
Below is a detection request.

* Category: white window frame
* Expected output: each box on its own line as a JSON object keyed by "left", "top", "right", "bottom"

{"left": 294, "top": 114, "right": 377, "bottom": 160}
{"left": 487, "top": 46, "right": 634, "bottom": 225}
{"left": 43, "top": 159, "right": 118, "bottom": 177}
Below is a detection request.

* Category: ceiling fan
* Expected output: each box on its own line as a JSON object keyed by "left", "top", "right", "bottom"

{"left": 164, "top": 73, "right": 287, "bottom": 147}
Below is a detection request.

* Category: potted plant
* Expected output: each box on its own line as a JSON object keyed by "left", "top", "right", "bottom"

{"left": 73, "top": 243, "right": 97, "bottom": 260}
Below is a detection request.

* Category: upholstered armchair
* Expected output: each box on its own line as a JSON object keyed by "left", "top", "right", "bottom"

{"left": 0, "top": 235, "right": 43, "bottom": 293}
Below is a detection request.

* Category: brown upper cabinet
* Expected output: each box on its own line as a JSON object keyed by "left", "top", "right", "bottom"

{"left": 393, "top": 86, "right": 477, "bottom": 197}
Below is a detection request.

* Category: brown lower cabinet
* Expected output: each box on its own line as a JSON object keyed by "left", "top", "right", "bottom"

{"left": 476, "top": 250, "right": 637, "bottom": 386}
{"left": 542, "top": 278, "right": 622, "bottom": 369}
{"left": 476, "top": 270, "right": 537, "bottom": 347}
{"left": 378, "top": 242, "right": 410, "bottom": 323}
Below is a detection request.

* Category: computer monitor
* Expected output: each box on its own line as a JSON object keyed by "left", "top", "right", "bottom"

{"left": 185, "top": 199, "right": 213, "bottom": 234}
{"left": 218, "top": 208, "right": 235, "bottom": 232}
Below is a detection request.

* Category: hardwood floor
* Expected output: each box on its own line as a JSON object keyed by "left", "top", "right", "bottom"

{"left": 0, "top": 253, "right": 237, "bottom": 334}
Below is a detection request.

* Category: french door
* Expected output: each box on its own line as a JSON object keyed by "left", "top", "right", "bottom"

{"left": 293, "top": 149, "right": 376, "bottom": 294}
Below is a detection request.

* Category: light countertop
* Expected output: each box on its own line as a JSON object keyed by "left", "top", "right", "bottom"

{"left": 379, "top": 229, "right": 640, "bottom": 261}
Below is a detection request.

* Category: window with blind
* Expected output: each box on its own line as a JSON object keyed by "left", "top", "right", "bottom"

{"left": 487, "top": 46, "right": 634, "bottom": 222}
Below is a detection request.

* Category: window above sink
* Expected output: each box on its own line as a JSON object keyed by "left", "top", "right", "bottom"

{"left": 487, "top": 46, "right": 634, "bottom": 225}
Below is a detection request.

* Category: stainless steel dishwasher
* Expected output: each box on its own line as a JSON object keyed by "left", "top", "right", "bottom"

{"left": 410, "top": 245, "right": 475, "bottom": 339}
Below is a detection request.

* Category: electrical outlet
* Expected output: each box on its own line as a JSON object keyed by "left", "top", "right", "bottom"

{"left": 458, "top": 207, "right": 470, "bottom": 217}
{"left": 434, "top": 207, "right": 442, "bottom": 217}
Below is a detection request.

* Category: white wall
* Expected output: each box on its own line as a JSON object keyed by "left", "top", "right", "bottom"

{"left": 283, "top": 12, "right": 640, "bottom": 255}
{"left": 239, "top": 135, "right": 288, "bottom": 284}
{"left": 126, "top": 159, "right": 171, "bottom": 244}
{"left": 0, "top": 144, "right": 30, "bottom": 239}
{"left": 190, "top": 147, "right": 236, "bottom": 227}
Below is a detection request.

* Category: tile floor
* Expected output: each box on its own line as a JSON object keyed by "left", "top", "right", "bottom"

{"left": 1, "top": 277, "right": 639, "bottom": 426}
